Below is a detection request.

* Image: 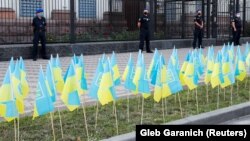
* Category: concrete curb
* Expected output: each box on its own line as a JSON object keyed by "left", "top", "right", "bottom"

{"left": 101, "top": 102, "right": 250, "bottom": 141}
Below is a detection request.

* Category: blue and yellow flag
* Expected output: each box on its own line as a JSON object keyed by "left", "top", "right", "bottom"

{"left": 110, "top": 52, "right": 121, "bottom": 86}
{"left": 193, "top": 49, "right": 204, "bottom": 78}
{"left": 204, "top": 47, "right": 214, "bottom": 84}
{"left": 9, "top": 57, "right": 15, "bottom": 73}
{"left": 19, "top": 57, "right": 29, "bottom": 99}
{"left": 122, "top": 54, "right": 136, "bottom": 92}
{"left": 170, "top": 47, "right": 180, "bottom": 74}
{"left": 50, "top": 54, "right": 64, "bottom": 93}
{"left": 11, "top": 60, "right": 25, "bottom": 114}
{"left": 154, "top": 55, "right": 171, "bottom": 102}
{"left": 148, "top": 48, "right": 160, "bottom": 85}
{"left": 0, "top": 66, "right": 19, "bottom": 122}
{"left": 167, "top": 59, "right": 183, "bottom": 94}
{"left": 61, "top": 61, "right": 80, "bottom": 111}
{"left": 179, "top": 51, "right": 191, "bottom": 85}
{"left": 97, "top": 59, "right": 117, "bottom": 105}
{"left": 46, "top": 62, "right": 57, "bottom": 102}
{"left": 235, "top": 47, "right": 247, "bottom": 81}
{"left": 89, "top": 59, "right": 103, "bottom": 100}
{"left": 33, "top": 66, "right": 54, "bottom": 119}
{"left": 133, "top": 51, "right": 151, "bottom": 98}
{"left": 133, "top": 50, "right": 143, "bottom": 94}
{"left": 138, "top": 54, "right": 151, "bottom": 98}
{"left": 244, "top": 42, "right": 249, "bottom": 62}
{"left": 211, "top": 52, "right": 224, "bottom": 88}
{"left": 228, "top": 43, "right": 235, "bottom": 63}
{"left": 246, "top": 47, "right": 250, "bottom": 68}
{"left": 72, "top": 54, "right": 88, "bottom": 95}
{"left": 183, "top": 52, "right": 199, "bottom": 90}
{"left": 221, "top": 52, "right": 235, "bottom": 88}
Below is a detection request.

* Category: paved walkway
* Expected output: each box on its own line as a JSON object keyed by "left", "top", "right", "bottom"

{"left": 0, "top": 45, "right": 225, "bottom": 115}
{"left": 223, "top": 115, "right": 250, "bottom": 124}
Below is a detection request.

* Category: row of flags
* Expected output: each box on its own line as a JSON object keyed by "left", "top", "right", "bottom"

{"left": 0, "top": 42, "right": 250, "bottom": 121}
{"left": 0, "top": 57, "right": 29, "bottom": 121}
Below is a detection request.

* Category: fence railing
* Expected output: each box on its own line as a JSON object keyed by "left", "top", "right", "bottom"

{"left": 0, "top": 0, "right": 249, "bottom": 45}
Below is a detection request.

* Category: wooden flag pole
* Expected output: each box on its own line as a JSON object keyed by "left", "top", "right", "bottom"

{"left": 224, "top": 88, "right": 226, "bottom": 101}
{"left": 127, "top": 95, "right": 130, "bottom": 123}
{"left": 14, "top": 119, "right": 17, "bottom": 141}
{"left": 245, "top": 76, "right": 248, "bottom": 89}
{"left": 230, "top": 85, "right": 233, "bottom": 105}
{"left": 237, "top": 81, "right": 239, "bottom": 96}
{"left": 137, "top": 96, "right": 141, "bottom": 111}
{"left": 57, "top": 108, "right": 64, "bottom": 139}
{"left": 206, "top": 84, "right": 209, "bottom": 104}
{"left": 195, "top": 88, "right": 199, "bottom": 114}
{"left": 114, "top": 101, "right": 119, "bottom": 135}
{"left": 140, "top": 96, "right": 144, "bottom": 124}
{"left": 164, "top": 98, "right": 168, "bottom": 116}
{"left": 94, "top": 102, "right": 99, "bottom": 130}
{"left": 17, "top": 118, "right": 20, "bottom": 141}
{"left": 162, "top": 99, "right": 165, "bottom": 123}
{"left": 217, "top": 86, "right": 220, "bottom": 109}
{"left": 174, "top": 94, "right": 177, "bottom": 105}
{"left": 186, "top": 89, "right": 190, "bottom": 106}
{"left": 112, "top": 101, "right": 115, "bottom": 115}
{"left": 50, "top": 112, "right": 56, "bottom": 141}
{"left": 81, "top": 102, "right": 89, "bottom": 141}
{"left": 177, "top": 93, "right": 183, "bottom": 118}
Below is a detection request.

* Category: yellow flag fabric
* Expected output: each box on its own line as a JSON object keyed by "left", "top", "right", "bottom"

{"left": 211, "top": 62, "right": 221, "bottom": 88}
{"left": 184, "top": 62, "right": 197, "bottom": 90}
{"left": 180, "top": 61, "right": 188, "bottom": 85}
{"left": 53, "top": 68, "right": 64, "bottom": 93}
{"left": 97, "top": 64, "right": 115, "bottom": 105}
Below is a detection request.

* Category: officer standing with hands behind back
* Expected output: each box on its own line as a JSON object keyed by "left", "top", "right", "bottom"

{"left": 231, "top": 12, "right": 242, "bottom": 46}
{"left": 138, "top": 9, "right": 153, "bottom": 53}
{"left": 193, "top": 10, "right": 204, "bottom": 49}
{"left": 32, "top": 8, "right": 48, "bottom": 61}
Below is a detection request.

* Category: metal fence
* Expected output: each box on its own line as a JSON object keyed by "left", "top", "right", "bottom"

{"left": 0, "top": 0, "right": 249, "bottom": 45}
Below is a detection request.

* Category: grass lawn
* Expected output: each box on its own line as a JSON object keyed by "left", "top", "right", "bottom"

{"left": 0, "top": 79, "right": 250, "bottom": 141}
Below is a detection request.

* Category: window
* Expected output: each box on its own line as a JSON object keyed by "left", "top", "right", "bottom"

{"left": 20, "top": 0, "right": 43, "bottom": 17}
{"left": 111, "top": 0, "right": 122, "bottom": 12}
{"left": 196, "top": 1, "right": 202, "bottom": 11}
{"left": 166, "top": 2, "right": 176, "bottom": 21}
{"left": 79, "top": 0, "right": 96, "bottom": 18}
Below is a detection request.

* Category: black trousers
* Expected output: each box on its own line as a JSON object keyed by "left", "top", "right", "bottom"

{"left": 232, "top": 29, "right": 241, "bottom": 46}
{"left": 193, "top": 29, "right": 203, "bottom": 49}
{"left": 33, "top": 31, "right": 46, "bottom": 59}
{"left": 139, "top": 30, "right": 151, "bottom": 51}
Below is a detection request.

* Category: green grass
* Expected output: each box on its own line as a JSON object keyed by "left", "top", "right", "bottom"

{"left": 1, "top": 79, "right": 250, "bottom": 141}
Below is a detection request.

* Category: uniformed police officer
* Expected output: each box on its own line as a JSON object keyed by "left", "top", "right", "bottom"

{"left": 231, "top": 12, "right": 242, "bottom": 46}
{"left": 138, "top": 9, "right": 153, "bottom": 53}
{"left": 32, "top": 8, "right": 48, "bottom": 61}
{"left": 193, "top": 10, "right": 204, "bottom": 49}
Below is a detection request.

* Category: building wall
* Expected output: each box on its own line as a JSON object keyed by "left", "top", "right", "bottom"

{"left": 0, "top": 0, "right": 112, "bottom": 20}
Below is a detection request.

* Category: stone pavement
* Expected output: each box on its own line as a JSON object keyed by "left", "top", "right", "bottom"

{"left": 0, "top": 45, "right": 225, "bottom": 116}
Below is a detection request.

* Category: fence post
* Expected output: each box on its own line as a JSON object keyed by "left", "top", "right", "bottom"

{"left": 243, "top": 0, "right": 246, "bottom": 37}
{"left": 149, "top": 0, "right": 155, "bottom": 40}
{"left": 236, "top": 0, "right": 240, "bottom": 12}
{"left": 154, "top": 0, "right": 157, "bottom": 33}
{"left": 164, "top": 0, "right": 167, "bottom": 38}
{"left": 70, "top": 0, "right": 75, "bottom": 43}
{"left": 181, "top": 0, "right": 185, "bottom": 39}
{"left": 230, "top": 0, "right": 236, "bottom": 39}
{"left": 109, "top": 0, "right": 113, "bottom": 26}
{"left": 211, "top": 0, "right": 217, "bottom": 38}
{"left": 201, "top": 0, "right": 205, "bottom": 38}
{"left": 206, "top": 0, "right": 211, "bottom": 38}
